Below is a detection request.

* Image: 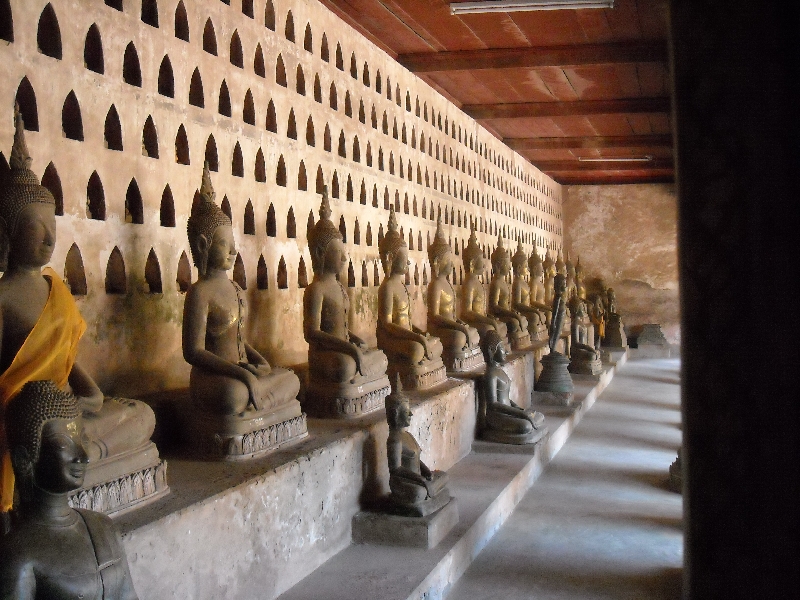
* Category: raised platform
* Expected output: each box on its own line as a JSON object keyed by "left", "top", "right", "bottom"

{"left": 352, "top": 499, "right": 459, "bottom": 549}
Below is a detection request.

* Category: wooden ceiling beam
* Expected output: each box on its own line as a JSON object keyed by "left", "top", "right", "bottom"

{"left": 506, "top": 134, "right": 673, "bottom": 150}
{"left": 397, "top": 41, "right": 667, "bottom": 73}
{"left": 534, "top": 158, "right": 674, "bottom": 171}
{"left": 464, "top": 97, "right": 670, "bottom": 119}
{"left": 554, "top": 173, "right": 675, "bottom": 185}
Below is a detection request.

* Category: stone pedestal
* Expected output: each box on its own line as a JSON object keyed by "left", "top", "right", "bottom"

{"left": 477, "top": 424, "right": 548, "bottom": 447}
{"left": 441, "top": 344, "right": 485, "bottom": 374}
{"left": 531, "top": 390, "right": 576, "bottom": 410}
{"left": 601, "top": 347, "right": 628, "bottom": 365}
{"left": 304, "top": 374, "right": 391, "bottom": 419}
{"left": 536, "top": 351, "right": 574, "bottom": 394}
{"left": 352, "top": 498, "right": 459, "bottom": 549}
{"left": 603, "top": 314, "right": 627, "bottom": 348}
{"left": 568, "top": 355, "right": 603, "bottom": 376}
{"left": 632, "top": 323, "right": 670, "bottom": 358}
{"left": 510, "top": 330, "right": 532, "bottom": 351}
{"left": 388, "top": 357, "right": 447, "bottom": 391}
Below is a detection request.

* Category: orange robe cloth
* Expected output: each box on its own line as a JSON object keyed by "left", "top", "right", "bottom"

{"left": 0, "top": 267, "right": 86, "bottom": 512}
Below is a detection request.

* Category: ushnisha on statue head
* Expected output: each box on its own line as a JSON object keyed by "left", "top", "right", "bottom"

{"left": 427, "top": 217, "right": 452, "bottom": 278}
{"left": 528, "top": 246, "right": 544, "bottom": 279}
{"left": 187, "top": 163, "right": 233, "bottom": 277}
{"left": 511, "top": 239, "right": 529, "bottom": 277}
{"left": 5, "top": 380, "right": 86, "bottom": 505}
{"left": 462, "top": 225, "right": 485, "bottom": 276}
{"left": 0, "top": 105, "right": 57, "bottom": 270}
{"left": 307, "top": 185, "right": 344, "bottom": 276}
{"left": 490, "top": 234, "right": 511, "bottom": 276}
{"left": 378, "top": 206, "right": 407, "bottom": 276}
{"left": 384, "top": 374, "right": 411, "bottom": 431}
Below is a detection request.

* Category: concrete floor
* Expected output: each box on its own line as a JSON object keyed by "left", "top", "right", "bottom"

{"left": 447, "top": 358, "right": 683, "bottom": 600}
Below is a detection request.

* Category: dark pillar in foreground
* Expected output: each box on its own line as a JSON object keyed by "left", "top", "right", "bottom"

{"left": 671, "top": 2, "right": 800, "bottom": 597}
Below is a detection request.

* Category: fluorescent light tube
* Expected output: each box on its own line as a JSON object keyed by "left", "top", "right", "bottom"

{"left": 577, "top": 155, "right": 653, "bottom": 162}
{"left": 450, "top": 1, "right": 614, "bottom": 15}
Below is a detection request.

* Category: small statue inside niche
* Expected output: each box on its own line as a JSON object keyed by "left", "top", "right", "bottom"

{"left": 183, "top": 164, "right": 305, "bottom": 457}
{"left": 488, "top": 235, "right": 531, "bottom": 350}
{"left": 376, "top": 208, "right": 445, "bottom": 390}
{"left": 385, "top": 376, "right": 450, "bottom": 517}
{"left": 478, "top": 330, "right": 547, "bottom": 445}
{"left": 0, "top": 106, "right": 161, "bottom": 516}
{"left": 0, "top": 380, "right": 138, "bottom": 599}
{"left": 303, "top": 187, "right": 389, "bottom": 418}
{"left": 426, "top": 218, "right": 484, "bottom": 373}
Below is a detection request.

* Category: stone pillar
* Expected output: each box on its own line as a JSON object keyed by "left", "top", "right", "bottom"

{"left": 671, "top": 1, "right": 800, "bottom": 597}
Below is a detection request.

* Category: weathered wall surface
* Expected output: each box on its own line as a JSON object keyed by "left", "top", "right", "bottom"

{"left": 0, "top": 0, "right": 563, "bottom": 397}
{"left": 563, "top": 184, "right": 680, "bottom": 345}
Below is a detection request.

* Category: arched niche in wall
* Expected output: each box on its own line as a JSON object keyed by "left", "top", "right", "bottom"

{"left": 230, "top": 30, "right": 243, "bottom": 68}
{"left": 347, "top": 261, "right": 355, "bottom": 287}
{"left": 232, "top": 142, "right": 244, "bottom": 177}
{"left": 145, "top": 249, "right": 163, "bottom": 294}
{"left": 244, "top": 200, "right": 255, "bottom": 235}
{"left": 174, "top": 1, "right": 189, "bottom": 41}
{"left": 175, "top": 125, "right": 190, "bottom": 165}
{"left": 160, "top": 185, "right": 175, "bottom": 227}
{"left": 220, "top": 196, "right": 232, "bottom": 222}
{"left": 255, "top": 149, "right": 266, "bottom": 182}
{"left": 286, "top": 207, "right": 296, "bottom": 238}
{"left": 14, "top": 77, "right": 38, "bottom": 131}
{"left": 189, "top": 68, "right": 204, "bottom": 107}
{"left": 277, "top": 256, "right": 288, "bottom": 289}
{"left": 298, "top": 161, "right": 307, "bottom": 191}
{"left": 141, "top": 0, "right": 159, "bottom": 28}
{"left": 266, "top": 100, "right": 277, "bottom": 132}
{"left": 105, "top": 247, "right": 127, "bottom": 294}
{"left": 0, "top": 0, "right": 12, "bottom": 43}
{"left": 218, "top": 80, "right": 231, "bottom": 116}
{"left": 276, "top": 155, "right": 287, "bottom": 187}
{"left": 257, "top": 255, "right": 268, "bottom": 290}
{"left": 254, "top": 44, "right": 266, "bottom": 77}
{"left": 296, "top": 65, "right": 306, "bottom": 95}
{"left": 125, "top": 179, "right": 144, "bottom": 224}
{"left": 233, "top": 254, "right": 246, "bottom": 289}
{"left": 177, "top": 251, "right": 191, "bottom": 292}
{"left": 86, "top": 171, "right": 105, "bottom": 220}
{"left": 243, "top": 90, "right": 255, "bottom": 125}
{"left": 62, "top": 91, "right": 84, "bottom": 141}
{"left": 287, "top": 110, "right": 297, "bottom": 139}
{"left": 304, "top": 24, "right": 312, "bottom": 52}
{"left": 158, "top": 55, "right": 174, "bottom": 97}
{"left": 64, "top": 244, "right": 87, "bottom": 296}
{"left": 37, "top": 4, "right": 62, "bottom": 59}
{"left": 123, "top": 43, "right": 142, "bottom": 87}
{"left": 373, "top": 262, "right": 380, "bottom": 286}
{"left": 84, "top": 24, "right": 104, "bottom": 74}
{"left": 205, "top": 135, "right": 218, "bottom": 171}
{"left": 242, "top": 0, "right": 254, "bottom": 19}
{"left": 142, "top": 116, "right": 159, "bottom": 158}
{"left": 297, "top": 257, "right": 308, "bottom": 288}
{"left": 203, "top": 19, "right": 217, "bottom": 55}
{"left": 266, "top": 203, "right": 276, "bottom": 237}
{"left": 285, "top": 10, "right": 295, "bottom": 42}
{"left": 265, "top": 1, "right": 275, "bottom": 31}
{"left": 361, "top": 262, "right": 369, "bottom": 287}
{"left": 321, "top": 33, "right": 329, "bottom": 62}
{"left": 41, "top": 162, "right": 63, "bottom": 216}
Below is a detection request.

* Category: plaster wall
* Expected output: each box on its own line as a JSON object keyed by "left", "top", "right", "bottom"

{"left": 562, "top": 184, "right": 679, "bottom": 345}
{"left": 0, "top": 0, "right": 563, "bottom": 397}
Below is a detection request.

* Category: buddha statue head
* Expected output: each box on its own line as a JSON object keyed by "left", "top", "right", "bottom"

{"left": 0, "top": 106, "right": 57, "bottom": 271}
{"left": 566, "top": 253, "right": 576, "bottom": 280}
{"left": 385, "top": 374, "right": 411, "bottom": 431}
{"left": 555, "top": 250, "right": 566, "bottom": 275}
{"left": 490, "top": 235, "right": 511, "bottom": 277}
{"left": 308, "top": 186, "right": 345, "bottom": 276}
{"left": 543, "top": 250, "right": 556, "bottom": 280}
{"left": 480, "top": 329, "right": 507, "bottom": 366}
{"left": 575, "top": 256, "right": 583, "bottom": 280}
{"left": 462, "top": 226, "right": 485, "bottom": 276}
{"left": 528, "top": 246, "right": 544, "bottom": 280}
{"left": 427, "top": 217, "right": 453, "bottom": 278}
{"left": 5, "top": 380, "right": 86, "bottom": 505}
{"left": 187, "top": 163, "right": 233, "bottom": 277}
{"left": 511, "top": 239, "right": 529, "bottom": 278}
{"left": 378, "top": 207, "right": 408, "bottom": 276}
{"left": 554, "top": 273, "right": 567, "bottom": 298}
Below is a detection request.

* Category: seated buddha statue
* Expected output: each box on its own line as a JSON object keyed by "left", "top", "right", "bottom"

{"left": 303, "top": 188, "right": 389, "bottom": 418}
{"left": 542, "top": 250, "right": 556, "bottom": 305}
{"left": 565, "top": 254, "right": 578, "bottom": 301}
{"left": 528, "top": 246, "right": 553, "bottom": 327}
{"left": 385, "top": 376, "right": 450, "bottom": 517}
{"left": 0, "top": 380, "right": 138, "bottom": 599}
{"left": 567, "top": 296, "right": 603, "bottom": 376}
{"left": 602, "top": 286, "right": 627, "bottom": 348}
{"left": 459, "top": 226, "right": 509, "bottom": 345}
{"left": 426, "top": 218, "right": 483, "bottom": 373}
{"left": 488, "top": 236, "right": 531, "bottom": 350}
{"left": 183, "top": 164, "right": 305, "bottom": 457}
{"left": 376, "top": 209, "right": 445, "bottom": 390}
{"left": 0, "top": 109, "right": 161, "bottom": 517}
{"left": 574, "top": 257, "right": 588, "bottom": 302}
{"left": 511, "top": 240, "right": 548, "bottom": 342}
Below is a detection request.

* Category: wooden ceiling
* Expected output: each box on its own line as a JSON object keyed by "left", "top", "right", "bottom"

{"left": 317, "top": 0, "right": 672, "bottom": 185}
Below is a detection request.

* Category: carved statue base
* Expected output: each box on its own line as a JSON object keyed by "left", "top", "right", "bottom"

{"left": 603, "top": 314, "right": 627, "bottom": 347}
{"left": 536, "top": 351, "right": 574, "bottom": 394}
{"left": 69, "top": 441, "right": 169, "bottom": 516}
{"left": 441, "top": 344, "right": 485, "bottom": 374}
{"left": 480, "top": 420, "right": 548, "bottom": 445}
{"left": 352, "top": 497, "right": 459, "bottom": 549}
{"left": 568, "top": 355, "right": 604, "bottom": 376}
{"left": 304, "top": 374, "right": 391, "bottom": 418}
{"left": 388, "top": 358, "right": 447, "bottom": 391}
{"left": 185, "top": 397, "right": 308, "bottom": 460}
{"left": 509, "top": 329, "right": 532, "bottom": 351}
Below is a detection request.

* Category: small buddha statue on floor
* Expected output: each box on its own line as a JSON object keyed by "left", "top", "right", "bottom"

{"left": 303, "top": 188, "right": 389, "bottom": 418}
{"left": 0, "top": 108, "right": 163, "bottom": 516}
{"left": 385, "top": 376, "right": 450, "bottom": 517}
{"left": 602, "top": 287, "right": 628, "bottom": 348}
{"left": 478, "top": 330, "right": 547, "bottom": 445}
{"left": 511, "top": 240, "right": 548, "bottom": 342}
{"left": 567, "top": 297, "right": 603, "bottom": 376}
{"left": 183, "top": 164, "right": 305, "bottom": 457}
{"left": 488, "top": 236, "right": 531, "bottom": 350}
{"left": 426, "top": 219, "right": 483, "bottom": 373}
{"left": 459, "top": 226, "right": 509, "bottom": 347}
{"left": 377, "top": 209, "right": 445, "bottom": 390}
{"left": 0, "top": 380, "right": 138, "bottom": 599}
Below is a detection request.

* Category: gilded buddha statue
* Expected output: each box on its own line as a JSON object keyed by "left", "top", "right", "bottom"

{"left": 426, "top": 219, "right": 483, "bottom": 373}
{"left": 488, "top": 236, "right": 531, "bottom": 350}
{"left": 183, "top": 164, "right": 306, "bottom": 457}
{"left": 0, "top": 108, "right": 164, "bottom": 516}
{"left": 459, "top": 226, "right": 509, "bottom": 347}
{"left": 0, "top": 381, "right": 138, "bottom": 599}
{"left": 478, "top": 330, "right": 547, "bottom": 445}
{"left": 376, "top": 208, "right": 445, "bottom": 390}
{"left": 511, "top": 240, "right": 548, "bottom": 342}
{"left": 303, "top": 188, "right": 389, "bottom": 417}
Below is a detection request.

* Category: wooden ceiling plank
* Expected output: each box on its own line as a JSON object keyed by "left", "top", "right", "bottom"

{"left": 556, "top": 173, "right": 675, "bottom": 185}
{"left": 507, "top": 10, "right": 588, "bottom": 46}
{"left": 602, "top": 0, "right": 643, "bottom": 39}
{"left": 504, "top": 134, "right": 672, "bottom": 150}
{"left": 397, "top": 40, "right": 667, "bottom": 73}
{"left": 463, "top": 97, "right": 670, "bottom": 119}
{"left": 575, "top": 8, "right": 615, "bottom": 43}
{"left": 457, "top": 13, "right": 532, "bottom": 48}
{"left": 563, "top": 65, "right": 623, "bottom": 100}
{"left": 536, "top": 157, "right": 673, "bottom": 171}
{"left": 537, "top": 66, "right": 581, "bottom": 102}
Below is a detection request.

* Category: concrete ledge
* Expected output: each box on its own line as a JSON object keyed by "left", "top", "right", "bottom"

{"left": 352, "top": 499, "right": 459, "bottom": 549}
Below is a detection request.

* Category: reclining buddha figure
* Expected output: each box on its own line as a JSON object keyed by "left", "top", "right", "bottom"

{"left": 376, "top": 208, "right": 445, "bottom": 391}
{"left": 511, "top": 240, "right": 548, "bottom": 342}
{"left": 303, "top": 188, "right": 389, "bottom": 418}
{"left": 0, "top": 380, "right": 138, "bottom": 599}
{"left": 478, "top": 330, "right": 547, "bottom": 445}
{"left": 0, "top": 109, "right": 163, "bottom": 517}
{"left": 183, "top": 164, "right": 305, "bottom": 457}
{"left": 426, "top": 218, "right": 484, "bottom": 373}
{"left": 385, "top": 376, "right": 450, "bottom": 517}
{"left": 488, "top": 236, "right": 531, "bottom": 350}
{"left": 459, "top": 225, "right": 509, "bottom": 347}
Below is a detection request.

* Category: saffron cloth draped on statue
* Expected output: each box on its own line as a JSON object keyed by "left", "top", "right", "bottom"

{"left": 0, "top": 267, "right": 86, "bottom": 511}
